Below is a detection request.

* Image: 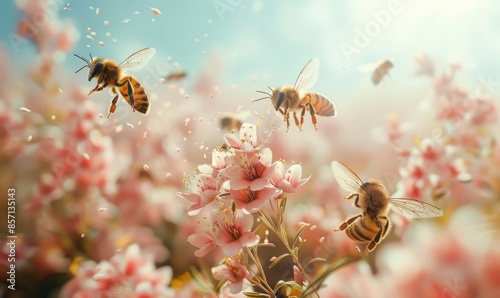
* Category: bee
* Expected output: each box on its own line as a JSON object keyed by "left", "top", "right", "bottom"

{"left": 254, "top": 58, "right": 336, "bottom": 131}
{"left": 372, "top": 60, "right": 393, "bottom": 85}
{"left": 359, "top": 60, "right": 393, "bottom": 85}
{"left": 218, "top": 111, "right": 251, "bottom": 132}
{"left": 74, "top": 48, "right": 156, "bottom": 117}
{"left": 331, "top": 161, "right": 443, "bottom": 254}
{"left": 164, "top": 71, "right": 187, "bottom": 82}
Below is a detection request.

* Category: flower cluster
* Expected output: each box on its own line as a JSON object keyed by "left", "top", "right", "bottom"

{"left": 395, "top": 60, "right": 498, "bottom": 206}
{"left": 178, "top": 123, "right": 311, "bottom": 295}
{"left": 61, "top": 244, "right": 175, "bottom": 298}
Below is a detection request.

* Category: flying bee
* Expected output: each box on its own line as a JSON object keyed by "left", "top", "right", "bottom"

{"left": 372, "top": 60, "right": 393, "bottom": 85}
{"left": 74, "top": 48, "right": 156, "bottom": 117}
{"left": 164, "top": 71, "right": 187, "bottom": 82}
{"left": 331, "top": 161, "right": 443, "bottom": 255}
{"left": 254, "top": 58, "right": 336, "bottom": 131}
{"left": 359, "top": 59, "right": 394, "bottom": 85}
{"left": 218, "top": 111, "right": 251, "bottom": 132}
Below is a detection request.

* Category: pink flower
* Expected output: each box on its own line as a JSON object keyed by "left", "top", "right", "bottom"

{"left": 212, "top": 143, "right": 236, "bottom": 172}
{"left": 212, "top": 255, "right": 252, "bottom": 294}
{"left": 177, "top": 174, "right": 220, "bottom": 216}
{"left": 224, "top": 123, "right": 269, "bottom": 153}
{"left": 414, "top": 53, "right": 435, "bottom": 77}
{"left": 225, "top": 148, "right": 276, "bottom": 191}
{"left": 213, "top": 209, "right": 260, "bottom": 256}
{"left": 271, "top": 162, "right": 310, "bottom": 194}
{"left": 187, "top": 209, "right": 219, "bottom": 257}
{"left": 60, "top": 244, "right": 174, "bottom": 298}
{"left": 230, "top": 186, "right": 280, "bottom": 213}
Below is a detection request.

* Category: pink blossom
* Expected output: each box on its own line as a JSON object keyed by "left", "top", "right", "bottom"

{"left": 213, "top": 209, "right": 260, "bottom": 256}
{"left": 230, "top": 186, "right": 280, "bottom": 213}
{"left": 187, "top": 209, "right": 219, "bottom": 257}
{"left": 414, "top": 53, "right": 435, "bottom": 77}
{"left": 225, "top": 148, "right": 276, "bottom": 191}
{"left": 223, "top": 123, "right": 269, "bottom": 153}
{"left": 177, "top": 173, "right": 220, "bottom": 216}
{"left": 61, "top": 244, "right": 174, "bottom": 298}
{"left": 212, "top": 143, "right": 236, "bottom": 172}
{"left": 212, "top": 256, "right": 252, "bottom": 294}
{"left": 271, "top": 162, "right": 310, "bottom": 194}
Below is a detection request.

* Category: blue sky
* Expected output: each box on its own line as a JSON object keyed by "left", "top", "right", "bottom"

{"left": 2, "top": 0, "right": 500, "bottom": 100}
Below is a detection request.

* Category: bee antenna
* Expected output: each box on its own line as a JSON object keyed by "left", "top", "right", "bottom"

{"left": 73, "top": 53, "right": 91, "bottom": 73}
{"left": 267, "top": 86, "right": 273, "bottom": 93}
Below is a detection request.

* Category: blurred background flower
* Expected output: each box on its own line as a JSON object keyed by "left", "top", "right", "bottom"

{"left": 1, "top": 0, "right": 499, "bottom": 297}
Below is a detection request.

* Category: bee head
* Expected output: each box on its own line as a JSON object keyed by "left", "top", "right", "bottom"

{"left": 74, "top": 53, "right": 103, "bottom": 81}
{"left": 253, "top": 86, "right": 274, "bottom": 104}
{"left": 88, "top": 59, "right": 103, "bottom": 81}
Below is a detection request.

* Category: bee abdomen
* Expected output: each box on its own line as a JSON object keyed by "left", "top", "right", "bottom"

{"left": 305, "top": 93, "right": 335, "bottom": 117}
{"left": 119, "top": 76, "right": 150, "bottom": 114}
{"left": 346, "top": 219, "right": 379, "bottom": 243}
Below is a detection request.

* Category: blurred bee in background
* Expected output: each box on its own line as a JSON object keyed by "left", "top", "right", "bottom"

{"left": 74, "top": 48, "right": 156, "bottom": 117}
{"left": 372, "top": 60, "right": 393, "bottom": 85}
{"left": 331, "top": 161, "right": 443, "bottom": 255}
{"left": 359, "top": 59, "right": 394, "bottom": 85}
{"left": 218, "top": 111, "right": 251, "bottom": 132}
{"left": 164, "top": 71, "right": 187, "bottom": 82}
{"left": 254, "top": 58, "right": 336, "bottom": 132}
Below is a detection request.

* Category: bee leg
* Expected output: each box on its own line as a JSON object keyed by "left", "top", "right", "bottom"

{"left": 89, "top": 84, "right": 105, "bottom": 95}
{"left": 306, "top": 102, "right": 318, "bottom": 130}
{"left": 365, "top": 217, "right": 390, "bottom": 254}
{"left": 285, "top": 111, "right": 290, "bottom": 132}
{"left": 293, "top": 112, "right": 301, "bottom": 131}
{"left": 89, "top": 77, "right": 109, "bottom": 95}
{"left": 345, "top": 192, "right": 359, "bottom": 202}
{"left": 107, "top": 94, "right": 119, "bottom": 118}
{"left": 334, "top": 213, "right": 362, "bottom": 232}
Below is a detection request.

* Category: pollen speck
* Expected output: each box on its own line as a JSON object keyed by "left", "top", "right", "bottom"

{"left": 143, "top": 164, "right": 150, "bottom": 171}
{"left": 20, "top": 107, "right": 31, "bottom": 113}
{"left": 86, "top": 35, "right": 94, "bottom": 41}
{"left": 27, "top": 135, "right": 32, "bottom": 142}
{"left": 126, "top": 123, "right": 134, "bottom": 129}
{"left": 151, "top": 7, "right": 161, "bottom": 15}
{"left": 98, "top": 207, "right": 107, "bottom": 212}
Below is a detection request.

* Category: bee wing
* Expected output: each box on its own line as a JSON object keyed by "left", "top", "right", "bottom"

{"left": 118, "top": 48, "right": 156, "bottom": 71}
{"left": 389, "top": 198, "right": 444, "bottom": 218}
{"left": 331, "top": 161, "right": 367, "bottom": 196}
{"left": 294, "top": 58, "right": 319, "bottom": 92}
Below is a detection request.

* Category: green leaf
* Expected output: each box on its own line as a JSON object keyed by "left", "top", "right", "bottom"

{"left": 268, "top": 253, "right": 291, "bottom": 269}
{"left": 243, "top": 292, "right": 271, "bottom": 297}
{"left": 304, "top": 257, "right": 327, "bottom": 269}
{"left": 292, "top": 223, "right": 308, "bottom": 248}
{"left": 301, "top": 256, "right": 361, "bottom": 297}
{"left": 257, "top": 242, "right": 276, "bottom": 248}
